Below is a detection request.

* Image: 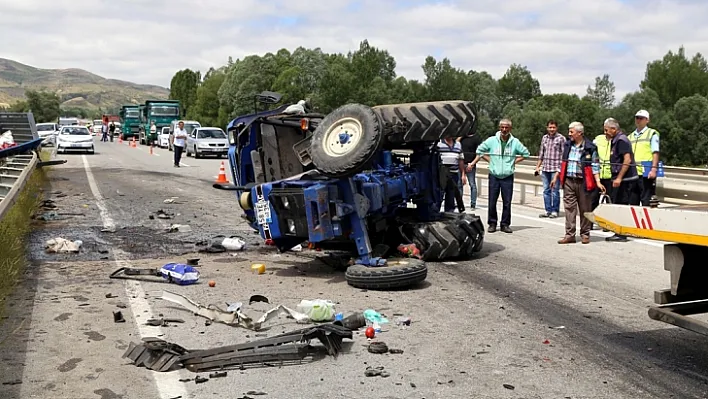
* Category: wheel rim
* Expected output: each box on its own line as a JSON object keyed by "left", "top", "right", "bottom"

{"left": 322, "top": 117, "right": 363, "bottom": 157}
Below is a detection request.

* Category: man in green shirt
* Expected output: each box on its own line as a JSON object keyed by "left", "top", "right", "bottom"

{"left": 469, "top": 119, "right": 530, "bottom": 233}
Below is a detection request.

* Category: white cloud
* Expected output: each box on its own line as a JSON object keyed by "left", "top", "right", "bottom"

{"left": 0, "top": 0, "right": 706, "bottom": 99}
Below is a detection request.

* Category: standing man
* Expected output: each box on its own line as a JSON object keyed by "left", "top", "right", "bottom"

{"left": 437, "top": 137, "right": 467, "bottom": 212}
{"left": 108, "top": 121, "right": 116, "bottom": 142}
{"left": 591, "top": 127, "right": 613, "bottom": 209}
{"left": 555, "top": 122, "right": 603, "bottom": 245}
{"left": 460, "top": 130, "right": 482, "bottom": 210}
{"left": 101, "top": 121, "right": 108, "bottom": 142}
{"left": 173, "top": 121, "right": 188, "bottom": 168}
{"left": 603, "top": 118, "right": 639, "bottom": 242}
{"left": 469, "top": 119, "right": 530, "bottom": 233}
{"left": 150, "top": 121, "right": 157, "bottom": 145}
{"left": 535, "top": 120, "right": 565, "bottom": 218}
{"left": 630, "top": 109, "right": 660, "bottom": 206}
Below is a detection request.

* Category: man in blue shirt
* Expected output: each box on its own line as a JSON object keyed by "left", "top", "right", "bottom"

{"left": 437, "top": 137, "right": 467, "bottom": 212}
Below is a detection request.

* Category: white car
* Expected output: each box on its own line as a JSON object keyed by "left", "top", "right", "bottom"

{"left": 186, "top": 127, "right": 229, "bottom": 158}
{"left": 92, "top": 120, "right": 103, "bottom": 135}
{"left": 36, "top": 122, "right": 59, "bottom": 146}
{"left": 158, "top": 126, "right": 170, "bottom": 148}
{"left": 56, "top": 126, "right": 95, "bottom": 154}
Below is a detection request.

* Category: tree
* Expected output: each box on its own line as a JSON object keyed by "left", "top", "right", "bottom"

{"left": 187, "top": 70, "right": 228, "bottom": 128}
{"left": 497, "top": 64, "right": 542, "bottom": 108}
{"left": 169, "top": 69, "right": 201, "bottom": 117}
{"left": 640, "top": 46, "right": 708, "bottom": 109}
{"left": 422, "top": 56, "right": 468, "bottom": 101}
{"left": 25, "top": 89, "right": 60, "bottom": 123}
{"left": 585, "top": 74, "right": 616, "bottom": 109}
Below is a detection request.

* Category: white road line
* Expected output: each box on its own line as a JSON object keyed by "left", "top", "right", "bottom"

{"left": 475, "top": 205, "right": 666, "bottom": 248}
{"left": 81, "top": 155, "right": 188, "bottom": 399}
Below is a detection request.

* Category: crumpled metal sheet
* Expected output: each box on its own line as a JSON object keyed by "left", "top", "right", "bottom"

{"left": 160, "top": 291, "right": 310, "bottom": 331}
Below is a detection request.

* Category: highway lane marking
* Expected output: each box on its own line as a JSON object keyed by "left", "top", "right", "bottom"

{"left": 475, "top": 205, "right": 665, "bottom": 248}
{"left": 81, "top": 155, "right": 189, "bottom": 399}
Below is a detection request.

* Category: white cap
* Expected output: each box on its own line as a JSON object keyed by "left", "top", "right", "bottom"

{"left": 635, "top": 109, "right": 650, "bottom": 119}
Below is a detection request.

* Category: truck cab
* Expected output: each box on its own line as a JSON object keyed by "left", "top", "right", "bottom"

{"left": 139, "top": 100, "right": 180, "bottom": 146}
{"left": 119, "top": 105, "right": 141, "bottom": 141}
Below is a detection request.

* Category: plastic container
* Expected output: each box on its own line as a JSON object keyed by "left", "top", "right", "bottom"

{"left": 296, "top": 299, "right": 336, "bottom": 322}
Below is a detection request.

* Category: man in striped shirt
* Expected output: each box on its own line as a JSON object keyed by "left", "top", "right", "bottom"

{"left": 437, "top": 137, "right": 467, "bottom": 212}
{"left": 535, "top": 120, "right": 565, "bottom": 218}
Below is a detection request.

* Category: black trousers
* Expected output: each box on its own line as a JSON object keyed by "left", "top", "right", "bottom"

{"left": 443, "top": 172, "right": 465, "bottom": 212}
{"left": 173, "top": 145, "right": 184, "bottom": 166}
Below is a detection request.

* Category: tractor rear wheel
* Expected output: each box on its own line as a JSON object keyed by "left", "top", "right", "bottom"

{"left": 309, "top": 103, "right": 382, "bottom": 177}
{"left": 345, "top": 258, "right": 427, "bottom": 290}
{"left": 399, "top": 212, "right": 485, "bottom": 260}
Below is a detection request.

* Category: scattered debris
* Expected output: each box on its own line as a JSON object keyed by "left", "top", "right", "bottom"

{"left": 105, "top": 293, "right": 117, "bottom": 298}
{"left": 368, "top": 342, "right": 389, "bottom": 354}
{"left": 251, "top": 263, "right": 266, "bottom": 274}
{"left": 333, "top": 313, "right": 367, "bottom": 330}
{"left": 296, "top": 299, "right": 336, "bottom": 322}
{"left": 194, "top": 376, "right": 208, "bottom": 384}
{"left": 208, "top": 280, "right": 216, "bottom": 287}
{"left": 246, "top": 391, "right": 267, "bottom": 396}
{"left": 249, "top": 295, "right": 269, "bottom": 305}
{"left": 40, "top": 199, "right": 58, "bottom": 209}
{"left": 363, "top": 309, "right": 389, "bottom": 325}
{"left": 365, "top": 366, "right": 390, "bottom": 378}
{"left": 160, "top": 291, "right": 310, "bottom": 330}
{"left": 123, "top": 324, "right": 353, "bottom": 372}
{"left": 164, "top": 197, "right": 178, "bottom": 204}
{"left": 146, "top": 318, "right": 185, "bottom": 327}
{"left": 395, "top": 317, "right": 412, "bottom": 327}
{"left": 397, "top": 243, "right": 421, "bottom": 258}
{"left": 542, "top": 339, "right": 551, "bottom": 345}
{"left": 45, "top": 237, "right": 82, "bottom": 253}
{"left": 113, "top": 311, "right": 126, "bottom": 323}
{"left": 186, "top": 258, "right": 199, "bottom": 266}
{"left": 503, "top": 383, "right": 515, "bottom": 390}
{"left": 208, "top": 371, "right": 227, "bottom": 379}
{"left": 365, "top": 327, "right": 376, "bottom": 339}
{"left": 167, "top": 224, "right": 192, "bottom": 233}
{"left": 156, "top": 209, "right": 173, "bottom": 220}
{"left": 388, "top": 348, "right": 404, "bottom": 354}
{"left": 1, "top": 379, "right": 22, "bottom": 386}
{"left": 110, "top": 263, "right": 200, "bottom": 285}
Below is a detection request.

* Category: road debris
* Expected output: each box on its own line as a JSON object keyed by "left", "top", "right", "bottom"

{"left": 110, "top": 263, "right": 200, "bottom": 285}
{"left": 122, "top": 324, "right": 353, "bottom": 372}
{"left": 364, "top": 366, "right": 390, "bottom": 378}
{"left": 208, "top": 371, "right": 227, "bottom": 378}
{"left": 113, "top": 311, "right": 126, "bottom": 323}
{"left": 160, "top": 291, "right": 310, "bottom": 330}
{"left": 167, "top": 224, "right": 192, "bottom": 233}
{"left": 296, "top": 299, "right": 336, "bottom": 322}
{"left": 367, "top": 342, "right": 389, "bottom": 354}
{"left": 45, "top": 237, "right": 82, "bottom": 253}
{"left": 145, "top": 318, "right": 185, "bottom": 326}
{"left": 503, "top": 383, "right": 515, "bottom": 390}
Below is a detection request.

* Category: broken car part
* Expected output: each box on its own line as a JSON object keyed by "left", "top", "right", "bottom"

{"left": 123, "top": 323, "right": 353, "bottom": 372}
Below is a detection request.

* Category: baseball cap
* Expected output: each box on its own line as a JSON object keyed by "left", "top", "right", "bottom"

{"left": 635, "top": 109, "right": 650, "bottom": 119}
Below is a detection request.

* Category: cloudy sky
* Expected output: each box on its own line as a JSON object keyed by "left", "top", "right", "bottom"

{"left": 1, "top": 0, "right": 706, "bottom": 99}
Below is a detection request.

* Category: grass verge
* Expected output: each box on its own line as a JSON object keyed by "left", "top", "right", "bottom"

{"left": 0, "top": 152, "right": 48, "bottom": 318}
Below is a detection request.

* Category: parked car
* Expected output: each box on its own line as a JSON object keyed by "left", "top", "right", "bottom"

{"left": 168, "top": 120, "right": 201, "bottom": 151}
{"left": 92, "top": 119, "right": 103, "bottom": 136}
{"left": 56, "top": 126, "right": 94, "bottom": 154}
{"left": 185, "top": 127, "right": 228, "bottom": 158}
{"left": 36, "top": 122, "right": 59, "bottom": 146}
{"left": 158, "top": 126, "right": 170, "bottom": 148}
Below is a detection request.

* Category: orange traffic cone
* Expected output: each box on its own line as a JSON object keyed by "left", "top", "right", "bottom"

{"left": 215, "top": 161, "right": 229, "bottom": 184}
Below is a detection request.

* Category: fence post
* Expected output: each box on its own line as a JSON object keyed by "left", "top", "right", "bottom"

{"left": 519, "top": 183, "right": 526, "bottom": 205}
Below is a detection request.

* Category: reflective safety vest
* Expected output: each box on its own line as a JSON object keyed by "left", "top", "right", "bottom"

{"left": 630, "top": 127, "right": 659, "bottom": 176}
{"left": 593, "top": 134, "right": 612, "bottom": 180}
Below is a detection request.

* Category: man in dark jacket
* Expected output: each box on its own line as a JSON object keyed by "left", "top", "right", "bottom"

{"left": 459, "top": 131, "right": 482, "bottom": 209}
{"left": 555, "top": 122, "right": 603, "bottom": 245}
{"left": 603, "top": 118, "right": 639, "bottom": 242}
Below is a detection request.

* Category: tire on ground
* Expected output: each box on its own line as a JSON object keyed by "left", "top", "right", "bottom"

{"left": 404, "top": 212, "right": 484, "bottom": 260}
{"left": 345, "top": 258, "right": 427, "bottom": 290}
{"left": 373, "top": 100, "right": 478, "bottom": 144}
{"left": 309, "top": 103, "right": 383, "bottom": 177}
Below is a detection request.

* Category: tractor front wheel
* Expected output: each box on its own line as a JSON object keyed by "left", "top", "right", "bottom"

{"left": 345, "top": 258, "right": 427, "bottom": 290}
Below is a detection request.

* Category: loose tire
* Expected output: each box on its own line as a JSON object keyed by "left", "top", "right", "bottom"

{"left": 400, "top": 212, "right": 485, "bottom": 261}
{"left": 372, "top": 101, "right": 477, "bottom": 144}
{"left": 345, "top": 258, "right": 427, "bottom": 290}
{"left": 309, "top": 103, "right": 382, "bottom": 177}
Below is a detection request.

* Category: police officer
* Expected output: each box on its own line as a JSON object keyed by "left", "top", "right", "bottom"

{"left": 630, "top": 109, "right": 660, "bottom": 206}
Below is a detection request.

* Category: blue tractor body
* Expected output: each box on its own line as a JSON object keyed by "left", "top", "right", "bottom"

{"left": 223, "top": 99, "right": 485, "bottom": 289}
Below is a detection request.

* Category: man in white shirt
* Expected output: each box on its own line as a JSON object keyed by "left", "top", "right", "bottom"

{"left": 149, "top": 121, "right": 157, "bottom": 145}
{"left": 173, "top": 121, "right": 188, "bottom": 167}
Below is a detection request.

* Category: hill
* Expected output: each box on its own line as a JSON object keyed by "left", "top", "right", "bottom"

{"left": 0, "top": 58, "right": 169, "bottom": 111}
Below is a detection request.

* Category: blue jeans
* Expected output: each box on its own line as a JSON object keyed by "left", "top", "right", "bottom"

{"left": 464, "top": 168, "right": 478, "bottom": 208}
{"left": 541, "top": 171, "right": 560, "bottom": 214}
{"left": 488, "top": 174, "right": 514, "bottom": 227}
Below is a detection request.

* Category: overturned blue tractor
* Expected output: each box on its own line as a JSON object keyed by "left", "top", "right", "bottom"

{"left": 222, "top": 97, "right": 485, "bottom": 290}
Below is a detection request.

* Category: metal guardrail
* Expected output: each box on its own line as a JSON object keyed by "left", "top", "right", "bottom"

{"left": 0, "top": 152, "right": 38, "bottom": 221}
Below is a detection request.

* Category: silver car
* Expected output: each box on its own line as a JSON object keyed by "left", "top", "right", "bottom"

{"left": 36, "top": 122, "right": 59, "bottom": 146}
{"left": 185, "top": 127, "right": 228, "bottom": 158}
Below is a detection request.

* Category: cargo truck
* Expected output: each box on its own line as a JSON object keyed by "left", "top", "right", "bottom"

{"left": 138, "top": 100, "right": 180, "bottom": 146}
{"left": 119, "top": 105, "right": 141, "bottom": 141}
{"left": 589, "top": 204, "right": 708, "bottom": 336}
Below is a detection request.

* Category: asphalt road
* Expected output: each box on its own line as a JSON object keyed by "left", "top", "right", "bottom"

{"left": 2, "top": 139, "right": 708, "bottom": 399}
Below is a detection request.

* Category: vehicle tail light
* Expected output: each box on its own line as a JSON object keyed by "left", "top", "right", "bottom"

{"left": 300, "top": 118, "right": 309, "bottom": 130}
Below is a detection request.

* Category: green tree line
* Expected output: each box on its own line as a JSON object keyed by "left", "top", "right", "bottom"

{"left": 168, "top": 42, "right": 708, "bottom": 167}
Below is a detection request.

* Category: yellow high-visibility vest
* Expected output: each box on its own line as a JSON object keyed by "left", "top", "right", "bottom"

{"left": 631, "top": 128, "right": 659, "bottom": 175}
{"left": 593, "top": 134, "right": 612, "bottom": 179}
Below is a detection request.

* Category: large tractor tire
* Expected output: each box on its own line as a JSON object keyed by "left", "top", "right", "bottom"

{"left": 345, "top": 258, "right": 428, "bottom": 290}
{"left": 309, "top": 103, "right": 383, "bottom": 177}
{"left": 400, "top": 212, "right": 485, "bottom": 261}
{"left": 372, "top": 100, "right": 477, "bottom": 144}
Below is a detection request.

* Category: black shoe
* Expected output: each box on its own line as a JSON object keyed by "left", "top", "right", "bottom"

{"left": 488, "top": 225, "right": 496, "bottom": 233}
{"left": 605, "top": 234, "right": 627, "bottom": 242}
{"left": 500, "top": 225, "right": 513, "bottom": 234}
